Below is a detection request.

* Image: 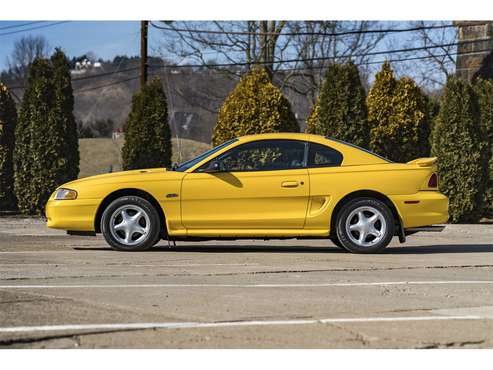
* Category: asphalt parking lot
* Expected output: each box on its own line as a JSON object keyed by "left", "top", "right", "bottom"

{"left": 0, "top": 217, "right": 492, "bottom": 348}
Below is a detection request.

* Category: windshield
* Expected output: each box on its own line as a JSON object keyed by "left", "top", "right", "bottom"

{"left": 173, "top": 138, "right": 238, "bottom": 172}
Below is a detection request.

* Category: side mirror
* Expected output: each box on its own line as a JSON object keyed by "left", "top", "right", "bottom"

{"left": 203, "top": 160, "right": 225, "bottom": 173}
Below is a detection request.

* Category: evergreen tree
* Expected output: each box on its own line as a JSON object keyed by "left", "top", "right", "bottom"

{"left": 14, "top": 50, "right": 79, "bottom": 214}
{"left": 432, "top": 77, "right": 485, "bottom": 223}
{"left": 473, "top": 78, "right": 493, "bottom": 217}
{"left": 14, "top": 59, "right": 54, "bottom": 214}
{"left": 367, "top": 61, "right": 430, "bottom": 162}
{"left": 212, "top": 67, "right": 298, "bottom": 146}
{"left": 122, "top": 78, "right": 171, "bottom": 170}
{"left": 49, "top": 49, "right": 79, "bottom": 182}
{"left": 0, "top": 83, "right": 17, "bottom": 210}
{"left": 306, "top": 96, "right": 320, "bottom": 134}
{"left": 306, "top": 62, "right": 368, "bottom": 148}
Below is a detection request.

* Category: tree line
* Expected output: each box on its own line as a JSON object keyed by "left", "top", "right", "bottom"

{"left": 0, "top": 51, "right": 491, "bottom": 223}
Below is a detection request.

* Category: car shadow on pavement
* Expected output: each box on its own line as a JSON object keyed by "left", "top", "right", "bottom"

{"left": 74, "top": 243, "right": 493, "bottom": 254}
{"left": 382, "top": 244, "right": 493, "bottom": 254}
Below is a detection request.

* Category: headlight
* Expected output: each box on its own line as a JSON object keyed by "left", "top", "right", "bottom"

{"left": 54, "top": 188, "right": 78, "bottom": 200}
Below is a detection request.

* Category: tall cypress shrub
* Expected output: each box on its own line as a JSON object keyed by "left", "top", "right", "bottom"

{"left": 14, "top": 59, "right": 54, "bottom": 214}
{"left": 474, "top": 78, "right": 493, "bottom": 217}
{"left": 14, "top": 50, "right": 79, "bottom": 214}
{"left": 122, "top": 78, "right": 172, "bottom": 170}
{"left": 50, "top": 49, "right": 79, "bottom": 182}
{"left": 306, "top": 62, "right": 369, "bottom": 148}
{"left": 212, "top": 67, "right": 299, "bottom": 146}
{"left": 367, "top": 62, "right": 430, "bottom": 162}
{"left": 432, "top": 77, "right": 485, "bottom": 223}
{"left": 0, "top": 83, "right": 17, "bottom": 210}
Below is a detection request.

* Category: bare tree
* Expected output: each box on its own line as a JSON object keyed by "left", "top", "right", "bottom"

{"left": 6, "top": 35, "right": 51, "bottom": 82}
{"left": 279, "top": 21, "right": 388, "bottom": 103}
{"left": 392, "top": 21, "right": 457, "bottom": 91}
{"left": 154, "top": 21, "right": 289, "bottom": 78}
{"left": 153, "top": 21, "right": 389, "bottom": 115}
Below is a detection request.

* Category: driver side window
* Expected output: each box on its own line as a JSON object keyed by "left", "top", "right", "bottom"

{"left": 199, "top": 140, "right": 306, "bottom": 172}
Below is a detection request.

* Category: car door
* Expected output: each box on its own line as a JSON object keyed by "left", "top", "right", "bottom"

{"left": 304, "top": 141, "right": 345, "bottom": 230}
{"left": 181, "top": 139, "right": 310, "bottom": 230}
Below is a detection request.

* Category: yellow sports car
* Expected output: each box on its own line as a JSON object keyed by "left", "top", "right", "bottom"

{"left": 46, "top": 133, "right": 448, "bottom": 253}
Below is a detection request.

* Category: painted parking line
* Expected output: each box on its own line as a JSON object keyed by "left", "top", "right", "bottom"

{"left": 0, "top": 315, "right": 484, "bottom": 334}
{"left": 0, "top": 263, "right": 258, "bottom": 267}
{"left": 1, "top": 280, "right": 493, "bottom": 289}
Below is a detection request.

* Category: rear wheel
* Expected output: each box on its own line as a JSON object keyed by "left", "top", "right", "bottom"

{"left": 101, "top": 196, "right": 161, "bottom": 251}
{"left": 335, "top": 198, "right": 394, "bottom": 254}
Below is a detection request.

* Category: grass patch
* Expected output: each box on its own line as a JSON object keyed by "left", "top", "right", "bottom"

{"left": 79, "top": 137, "right": 211, "bottom": 178}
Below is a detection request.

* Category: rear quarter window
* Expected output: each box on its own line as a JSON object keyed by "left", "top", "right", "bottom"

{"left": 307, "top": 143, "right": 343, "bottom": 167}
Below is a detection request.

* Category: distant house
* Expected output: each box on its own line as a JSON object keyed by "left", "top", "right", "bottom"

{"left": 71, "top": 58, "right": 103, "bottom": 75}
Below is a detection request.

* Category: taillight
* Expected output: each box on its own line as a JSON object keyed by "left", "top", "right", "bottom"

{"left": 428, "top": 173, "right": 438, "bottom": 188}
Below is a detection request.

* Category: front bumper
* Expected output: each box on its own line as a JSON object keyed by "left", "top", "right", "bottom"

{"left": 389, "top": 191, "right": 449, "bottom": 228}
{"left": 45, "top": 198, "right": 100, "bottom": 231}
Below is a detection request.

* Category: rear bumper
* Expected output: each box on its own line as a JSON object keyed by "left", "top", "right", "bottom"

{"left": 389, "top": 191, "right": 449, "bottom": 228}
{"left": 45, "top": 198, "right": 100, "bottom": 231}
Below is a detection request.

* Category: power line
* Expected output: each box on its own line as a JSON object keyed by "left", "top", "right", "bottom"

{"left": 75, "top": 75, "right": 141, "bottom": 93}
{"left": 71, "top": 66, "right": 141, "bottom": 82}
{"left": 75, "top": 45, "right": 493, "bottom": 93}
{"left": 150, "top": 21, "right": 455, "bottom": 38}
{"left": 5, "top": 38, "right": 492, "bottom": 93}
{"left": 140, "top": 36, "right": 492, "bottom": 70}
{"left": 0, "top": 21, "right": 70, "bottom": 37}
{"left": 76, "top": 69, "right": 163, "bottom": 93}
{"left": 0, "top": 21, "right": 45, "bottom": 31}
{"left": 5, "top": 29, "right": 480, "bottom": 91}
{"left": 7, "top": 66, "right": 142, "bottom": 89}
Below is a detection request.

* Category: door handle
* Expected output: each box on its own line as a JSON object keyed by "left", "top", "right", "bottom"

{"left": 281, "top": 181, "right": 299, "bottom": 188}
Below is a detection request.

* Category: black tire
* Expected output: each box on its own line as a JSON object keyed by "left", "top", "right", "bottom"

{"left": 329, "top": 236, "right": 348, "bottom": 251}
{"left": 335, "top": 197, "right": 394, "bottom": 254}
{"left": 101, "top": 196, "right": 161, "bottom": 251}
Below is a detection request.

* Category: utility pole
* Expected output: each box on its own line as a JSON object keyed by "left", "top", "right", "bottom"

{"left": 140, "top": 20, "right": 148, "bottom": 88}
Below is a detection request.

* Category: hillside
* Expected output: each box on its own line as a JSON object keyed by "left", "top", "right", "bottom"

{"left": 3, "top": 58, "right": 311, "bottom": 144}
{"left": 79, "top": 137, "right": 211, "bottom": 179}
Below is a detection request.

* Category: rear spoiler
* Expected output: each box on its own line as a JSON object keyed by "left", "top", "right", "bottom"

{"left": 406, "top": 157, "right": 437, "bottom": 167}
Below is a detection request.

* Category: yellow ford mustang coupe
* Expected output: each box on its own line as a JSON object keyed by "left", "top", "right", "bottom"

{"left": 46, "top": 133, "right": 448, "bottom": 253}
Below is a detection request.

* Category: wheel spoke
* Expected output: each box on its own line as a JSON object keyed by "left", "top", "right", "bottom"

{"left": 114, "top": 222, "right": 126, "bottom": 231}
{"left": 124, "top": 229, "right": 132, "bottom": 244}
{"left": 131, "top": 211, "right": 142, "bottom": 222}
{"left": 368, "top": 227, "right": 381, "bottom": 237}
{"left": 368, "top": 214, "right": 379, "bottom": 224}
{"left": 133, "top": 225, "right": 146, "bottom": 235}
{"left": 358, "top": 231, "right": 367, "bottom": 243}
{"left": 349, "top": 224, "right": 359, "bottom": 231}
{"left": 121, "top": 210, "right": 130, "bottom": 222}
{"left": 357, "top": 211, "right": 364, "bottom": 221}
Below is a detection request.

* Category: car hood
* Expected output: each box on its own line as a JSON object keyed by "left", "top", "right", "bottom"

{"left": 62, "top": 168, "right": 170, "bottom": 187}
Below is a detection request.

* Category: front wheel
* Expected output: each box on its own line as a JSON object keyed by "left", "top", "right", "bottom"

{"left": 101, "top": 196, "right": 161, "bottom": 251}
{"left": 335, "top": 198, "right": 394, "bottom": 254}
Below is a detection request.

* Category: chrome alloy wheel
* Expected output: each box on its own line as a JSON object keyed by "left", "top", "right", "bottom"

{"left": 109, "top": 205, "right": 151, "bottom": 246}
{"left": 345, "top": 206, "right": 387, "bottom": 248}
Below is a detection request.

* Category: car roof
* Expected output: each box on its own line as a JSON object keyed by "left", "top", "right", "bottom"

{"left": 234, "top": 133, "right": 390, "bottom": 166}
